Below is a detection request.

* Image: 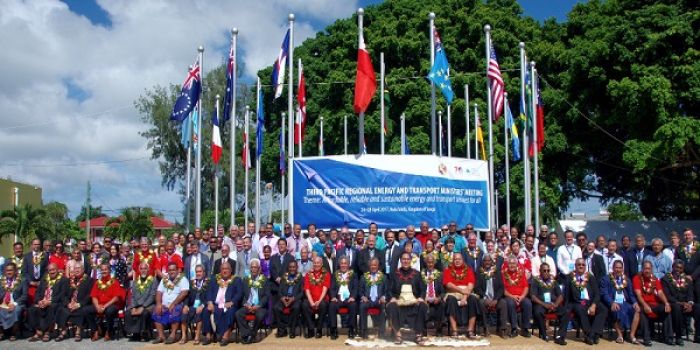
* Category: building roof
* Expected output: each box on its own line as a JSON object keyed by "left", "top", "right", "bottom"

{"left": 79, "top": 215, "right": 174, "bottom": 229}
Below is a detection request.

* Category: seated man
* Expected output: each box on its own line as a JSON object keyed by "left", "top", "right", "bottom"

{"left": 58, "top": 264, "right": 94, "bottom": 342}
{"left": 633, "top": 260, "right": 672, "bottom": 346}
{"left": 125, "top": 262, "right": 157, "bottom": 342}
{"left": 152, "top": 262, "right": 189, "bottom": 344}
{"left": 497, "top": 256, "right": 532, "bottom": 338}
{"left": 359, "top": 258, "right": 388, "bottom": 339}
{"left": 205, "top": 261, "right": 242, "bottom": 345}
{"left": 386, "top": 253, "right": 427, "bottom": 345}
{"left": 28, "top": 262, "right": 68, "bottom": 342}
{"left": 421, "top": 254, "right": 445, "bottom": 336}
{"left": 86, "top": 263, "right": 125, "bottom": 341}
{"left": 328, "top": 256, "right": 359, "bottom": 339}
{"left": 183, "top": 264, "right": 209, "bottom": 345}
{"left": 564, "top": 258, "right": 609, "bottom": 345}
{"left": 474, "top": 255, "right": 504, "bottom": 337}
{"left": 274, "top": 260, "right": 304, "bottom": 338}
{"left": 661, "top": 259, "right": 692, "bottom": 346}
{"left": 600, "top": 260, "right": 639, "bottom": 345}
{"left": 235, "top": 259, "right": 267, "bottom": 344}
{"left": 530, "top": 262, "right": 567, "bottom": 343}
{"left": 301, "top": 256, "right": 331, "bottom": 338}
{"left": 0, "top": 262, "right": 27, "bottom": 341}
{"left": 443, "top": 253, "right": 478, "bottom": 338}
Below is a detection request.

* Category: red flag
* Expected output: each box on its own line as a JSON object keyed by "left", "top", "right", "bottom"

{"left": 529, "top": 76, "right": 545, "bottom": 157}
{"left": 353, "top": 31, "right": 376, "bottom": 114}
{"left": 241, "top": 132, "right": 251, "bottom": 169}
{"left": 294, "top": 63, "right": 307, "bottom": 144}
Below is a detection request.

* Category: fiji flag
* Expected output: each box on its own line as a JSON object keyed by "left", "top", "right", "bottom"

{"left": 180, "top": 112, "right": 191, "bottom": 148}
{"left": 427, "top": 28, "right": 454, "bottom": 104}
{"left": 256, "top": 85, "right": 265, "bottom": 159}
{"left": 505, "top": 101, "right": 521, "bottom": 161}
{"left": 170, "top": 60, "right": 201, "bottom": 122}
{"left": 271, "top": 29, "right": 290, "bottom": 99}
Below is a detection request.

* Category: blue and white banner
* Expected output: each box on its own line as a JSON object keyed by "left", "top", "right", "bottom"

{"left": 292, "top": 155, "right": 490, "bottom": 231}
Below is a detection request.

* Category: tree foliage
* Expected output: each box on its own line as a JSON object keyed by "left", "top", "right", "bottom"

{"left": 103, "top": 207, "right": 155, "bottom": 242}
{"left": 0, "top": 204, "right": 52, "bottom": 244}
{"left": 607, "top": 202, "right": 644, "bottom": 221}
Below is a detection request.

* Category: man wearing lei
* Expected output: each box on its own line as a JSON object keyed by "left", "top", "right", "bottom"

{"left": 302, "top": 256, "right": 331, "bottom": 339}
{"left": 157, "top": 240, "right": 184, "bottom": 279}
{"left": 9, "top": 242, "right": 24, "bottom": 278}
{"left": 530, "top": 262, "right": 566, "bottom": 344}
{"left": 235, "top": 259, "right": 268, "bottom": 344}
{"left": 0, "top": 262, "right": 26, "bottom": 341}
{"left": 443, "top": 253, "right": 479, "bottom": 339}
{"left": 125, "top": 261, "right": 157, "bottom": 342}
{"left": 600, "top": 260, "right": 639, "bottom": 345}
{"left": 386, "top": 252, "right": 427, "bottom": 345}
{"left": 564, "top": 258, "right": 608, "bottom": 345}
{"left": 132, "top": 237, "right": 158, "bottom": 279}
{"left": 420, "top": 240, "right": 441, "bottom": 271}
{"left": 464, "top": 233, "right": 484, "bottom": 272}
{"left": 204, "top": 261, "right": 242, "bottom": 345}
{"left": 22, "top": 239, "right": 48, "bottom": 303}
{"left": 57, "top": 264, "right": 94, "bottom": 342}
{"left": 328, "top": 256, "right": 359, "bottom": 339}
{"left": 420, "top": 254, "right": 445, "bottom": 337}
{"left": 181, "top": 265, "right": 209, "bottom": 345}
{"left": 152, "top": 262, "right": 189, "bottom": 344}
{"left": 474, "top": 255, "right": 504, "bottom": 338}
{"left": 27, "top": 262, "right": 68, "bottom": 342}
{"left": 359, "top": 258, "right": 387, "bottom": 339}
{"left": 274, "top": 260, "right": 304, "bottom": 338}
{"left": 681, "top": 228, "right": 700, "bottom": 275}
{"left": 661, "top": 259, "right": 693, "bottom": 346}
{"left": 440, "top": 237, "right": 457, "bottom": 268}
{"left": 633, "top": 260, "right": 672, "bottom": 346}
{"left": 85, "top": 263, "right": 125, "bottom": 341}
{"left": 498, "top": 256, "right": 532, "bottom": 339}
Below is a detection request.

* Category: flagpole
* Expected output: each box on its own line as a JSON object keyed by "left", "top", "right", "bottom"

{"left": 344, "top": 115, "right": 348, "bottom": 155}
{"left": 230, "top": 28, "right": 238, "bottom": 228}
{"left": 255, "top": 78, "right": 262, "bottom": 235}
{"left": 447, "top": 105, "right": 452, "bottom": 157}
{"left": 429, "top": 12, "right": 436, "bottom": 155}
{"left": 484, "top": 25, "right": 495, "bottom": 230}
{"left": 357, "top": 8, "right": 365, "bottom": 155}
{"left": 320, "top": 116, "right": 324, "bottom": 155}
{"left": 214, "top": 94, "right": 220, "bottom": 231}
{"left": 531, "top": 62, "right": 540, "bottom": 234}
{"left": 287, "top": 13, "right": 295, "bottom": 230}
{"left": 244, "top": 106, "right": 250, "bottom": 232}
{"left": 297, "top": 59, "right": 303, "bottom": 158}
{"left": 281, "top": 112, "right": 286, "bottom": 226}
{"left": 400, "top": 113, "right": 406, "bottom": 155}
{"left": 465, "top": 84, "right": 470, "bottom": 158}
{"left": 185, "top": 117, "right": 192, "bottom": 233}
{"left": 504, "top": 92, "right": 510, "bottom": 228}
{"left": 195, "top": 46, "right": 204, "bottom": 228}
{"left": 438, "top": 110, "right": 443, "bottom": 156}
{"left": 474, "top": 102, "right": 479, "bottom": 160}
{"left": 520, "top": 42, "right": 531, "bottom": 227}
{"left": 380, "top": 51, "right": 385, "bottom": 155}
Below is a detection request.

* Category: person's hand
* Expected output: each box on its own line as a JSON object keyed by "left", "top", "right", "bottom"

{"left": 348, "top": 297, "right": 355, "bottom": 303}
{"left": 416, "top": 298, "right": 424, "bottom": 304}
{"left": 7, "top": 303, "right": 15, "bottom": 312}
{"left": 643, "top": 304, "right": 651, "bottom": 314}
{"left": 682, "top": 303, "right": 692, "bottom": 313}
{"left": 633, "top": 303, "right": 640, "bottom": 313}
{"left": 168, "top": 303, "right": 175, "bottom": 313}
{"left": 276, "top": 277, "right": 281, "bottom": 284}
{"left": 380, "top": 296, "right": 386, "bottom": 304}
{"left": 389, "top": 297, "right": 397, "bottom": 304}
{"left": 361, "top": 296, "right": 368, "bottom": 303}
{"left": 196, "top": 305, "right": 204, "bottom": 314}
{"left": 225, "top": 301, "right": 233, "bottom": 309}
{"left": 207, "top": 303, "right": 214, "bottom": 313}
{"left": 331, "top": 297, "right": 337, "bottom": 302}
{"left": 664, "top": 303, "right": 671, "bottom": 313}
{"left": 182, "top": 305, "right": 189, "bottom": 315}
{"left": 588, "top": 303, "right": 596, "bottom": 315}
{"left": 611, "top": 303, "right": 620, "bottom": 312}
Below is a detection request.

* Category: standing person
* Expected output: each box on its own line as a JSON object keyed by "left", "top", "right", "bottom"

{"left": 184, "top": 242, "right": 211, "bottom": 280}
{"left": 258, "top": 225, "right": 279, "bottom": 257}
{"left": 108, "top": 245, "right": 129, "bottom": 288}
{"left": 22, "top": 239, "right": 48, "bottom": 303}
{"left": 132, "top": 238, "right": 158, "bottom": 278}
{"left": 157, "top": 241, "right": 184, "bottom": 279}
{"left": 287, "top": 224, "right": 308, "bottom": 257}
{"left": 358, "top": 234, "right": 384, "bottom": 275}
{"left": 0, "top": 262, "right": 26, "bottom": 341}
{"left": 86, "top": 263, "right": 125, "bottom": 341}
{"left": 498, "top": 256, "right": 532, "bottom": 338}
{"left": 584, "top": 241, "right": 606, "bottom": 278}
{"left": 58, "top": 264, "right": 93, "bottom": 342}
{"left": 556, "top": 230, "right": 582, "bottom": 283}
{"left": 600, "top": 260, "right": 639, "bottom": 345}
{"left": 298, "top": 247, "right": 312, "bottom": 276}
{"left": 328, "top": 256, "right": 359, "bottom": 339}
{"left": 464, "top": 233, "right": 483, "bottom": 272}
{"left": 443, "top": 253, "right": 478, "bottom": 338}
{"left": 65, "top": 247, "right": 84, "bottom": 278}
{"left": 530, "top": 262, "right": 567, "bottom": 343}
{"left": 602, "top": 239, "right": 625, "bottom": 274}
{"left": 663, "top": 232, "right": 682, "bottom": 262}
{"left": 212, "top": 243, "right": 236, "bottom": 276}
{"left": 531, "top": 242, "right": 557, "bottom": 278}
{"left": 301, "top": 257, "right": 331, "bottom": 338}
{"left": 386, "top": 253, "right": 427, "bottom": 345}
{"left": 474, "top": 255, "right": 504, "bottom": 338}
{"left": 644, "top": 238, "right": 672, "bottom": 279}
{"left": 384, "top": 231, "right": 401, "bottom": 277}
{"left": 151, "top": 262, "right": 189, "bottom": 344}
{"left": 563, "top": 258, "right": 609, "bottom": 345}
{"left": 546, "top": 232, "right": 559, "bottom": 261}
{"left": 661, "top": 260, "right": 693, "bottom": 346}
{"left": 125, "top": 262, "right": 157, "bottom": 342}
{"left": 27, "top": 263, "right": 68, "bottom": 342}
{"left": 625, "top": 234, "right": 651, "bottom": 278}
{"left": 681, "top": 228, "right": 700, "bottom": 275}
{"left": 205, "top": 261, "right": 242, "bottom": 345}
{"left": 633, "top": 260, "right": 672, "bottom": 346}
{"left": 49, "top": 242, "right": 68, "bottom": 271}
{"left": 236, "top": 237, "right": 258, "bottom": 278}
{"left": 274, "top": 260, "right": 304, "bottom": 338}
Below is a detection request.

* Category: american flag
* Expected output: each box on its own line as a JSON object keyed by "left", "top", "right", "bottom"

{"left": 487, "top": 40, "right": 504, "bottom": 121}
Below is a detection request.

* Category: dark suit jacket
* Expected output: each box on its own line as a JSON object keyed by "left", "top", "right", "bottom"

{"left": 336, "top": 247, "right": 360, "bottom": 274}
{"left": 474, "top": 270, "right": 504, "bottom": 300}
{"left": 463, "top": 248, "right": 484, "bottom": 272}
{"left": 278, "top": 274, "right": 304, "bottom": 300}
{"left": 0, "top": 277, "right": 27, "bottom": 306}
{"left": 35, "top": 276, "right": 69, "bottom": 306}
{"left": 624, "top": 247, "right": 651, "bottom": 277}
{"left": 358, "top": 248, "right": 385, "bottom": 275}
{"left": 600, "top": 274, "right": 637, "bottom": 306}
{"left": 661, "top": 274, "right": 694, "bottom": 304}
{"left": 240, "top": 277, "right": 269, "bottom": 308}
{"left": 359, "top": 272, "right": 389, "bottom": 300}
{"left": 187, "top": 278, "right": 210, "bottom": 307}
{"left": 22, "top": 252, "right": 49, "bottom": 282}
{"left": 81, "top": 253, "right": 92, "bottom": 279}
{"left": 563, "top": 273, "right": 601, "bottom": 304}
{"left": 419, "top": 269, "right": 445, "bottom": 299}
{"left": 390, "top": 268, "right": 422, "bottom": 299}
{"left": 383, "top": 245, "right": 401, "bottom": 276}
{"left": 184, "top": 253, "right": 211, "bottom": 279}
{"left": 588, "top": 253, "right": 606, "bottom": 278}
{"left": 70, "top": 276, "right": 95, "bottom": 307}
{"left": 329, "top": 271, "right": 359, "bottom": 300}
{"left": 212, "top": 257, "right": 237, "bottom": 277}
{"left": 321, "top": 255, "right": 336, "bottom": 275}
{"left": 530, "top": 277, "right": 563, "bottom": 305}
{"left": 269, "top": 253, "right": 295, "bottom": 283}
{"left": 206, "top": 276, "right": 243, "bottom": 307}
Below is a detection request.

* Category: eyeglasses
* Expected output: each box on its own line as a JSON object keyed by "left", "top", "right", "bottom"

{"left": 542, "top": 269, "right": 550, "bottom": 272}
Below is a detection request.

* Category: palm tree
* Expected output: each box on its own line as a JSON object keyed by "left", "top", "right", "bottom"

{"left": 104, "top": 207, "right": 154, "bottom": 242}
{"left": 0, "top": 204, "right": 52, "bottom": 244}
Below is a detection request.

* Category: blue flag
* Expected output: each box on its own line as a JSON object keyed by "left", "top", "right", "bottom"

{"left": 170, "top": 60, "right": 201, "bottom": 122}
{"left": 279, "top": 127, "right": 286, "bottom": 175}
{"left": 427, "top": 28, "right": 454, "bottom": 104}
{"left": 223, "top": 36, "right": 234, "bottom": 122}
{"left": 403, "top": 137, "right": 411, "bottom": 155}
{"left": 180, "top": 112, "right": 191, "bottom": 147}
{"left": 191, "top": 108, "right": 199, "bottom": 152}
{"left": 256, "top": 85, "right": 265, "bottom": 159}
{"left": 505, "top": 101, "right": 521, "bottom": 161}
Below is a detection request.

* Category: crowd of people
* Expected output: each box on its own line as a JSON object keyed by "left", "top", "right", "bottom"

{"left": 0, "top": 222, "right": 698, "bottom": 347}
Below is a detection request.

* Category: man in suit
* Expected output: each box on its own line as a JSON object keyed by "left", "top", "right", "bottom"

{"left": 274, "top": 260, "right": 304, "bottom": 338}
{"left": 564, "top": 258, "right": 609, "bottom": 345}
{"left": 383, "top": 230, "right": 401, "bottom": 277}
{"left": 358, "top": 258, "right": 388, "bottom": 339}
{"left": 337, "top": 232, "right": 359, "bottom": 275}
{"left": 204, "top": 261, "right": 243, "bottom": 345}
{"left": 358, "top": 234, "right": 385, "bottom": 275}
{"left": 421, "top": 253, "right": 445, "bottom": 336}
{"left": 661, "top": 260, "right": 693, "bottom": 346}
{"left": 27, "top": 263, "right": 69, "bottom": 342}
{"left": 270, "top": 239, "right": 295, "bottom": 285}
{"left": 22, "top": 238, "right": 49, "bottom": 291}
{"left": 57, "top": 264, "right": 94, "bottom": 341}
{"left": 328, "top": 256, "right": 359, "bottom": 339}
{"left": 236, "top": 236, "right": 259, "bottom": 278}
{"left": 584, "top": 242, "right": 606, "bottom": 278}
{"left": 184, "top": 242, "right": 211, "bottom": 281}
{"left": 464, "top": 233, "right": 483, "bottom": 272}
{"left": 212, "top": 243, "right": 236, "bottom": 277}
{"left": 531, "top": 262, "right": 567, "bottom": 343}
{"left": 625, "top": 234, "right": 651, "bottom": 278}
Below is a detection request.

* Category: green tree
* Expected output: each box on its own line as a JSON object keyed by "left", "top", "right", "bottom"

{"left": 0, "top": 204, "right": 53, "bottom": 244}
{"left": 75, "top": 205, "right": 104, "bottom": 223}
{"left": 104, "top": 207, "right": 154, "bottom": 242}
{"left": 607, "top": 202, "right": 644, "bottom": 221}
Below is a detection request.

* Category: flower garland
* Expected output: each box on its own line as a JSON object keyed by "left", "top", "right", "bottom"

{"left": 665, "top": 273, "right": 688, "bottom": 291}
{"left": 441, "top": 252, "right": 454, "bottom": 266}
{"left": 190, "top": 277, "right": 208, "bottom": 293}
{"left": 449, "top": 265, "right": 469, "bottom": 281}
{"left": 0, "top": 276, "right": 21, "bottom": 294}
{"left": 45, "top": 272, "right": 63, "bottom": 289}
{"left": 421, "top": 270, "right": 441, "bottom": 284}
{"left": 639, "top": 274, "right": 656, "bottom": 295}
{"left": 466, "top": 246, "right": 481, "bottom": 260}
{"left": 13, "top": 256, "right": 23, "bottom": 272}
{"left": 535, "top": 276, "right": 556, "bottom": 290}
{"left": 684, "top": 241, "right": 700, "bottom": 258}
{"left": 215, "top": 274, "right": 233, "bottom": 289}
{"left": 364, "top": 271, "right": 385, "bottom": 286}
{"left": 308, "top": 269, "right": 326, "bottom": 286}
{"left": 334, "top": 270, "right": 354, "bottom": 286}
{"left": 135, "top": 275, "right": 154, "bottom": 293}
{"left": 246, "top": 274, "right": 266, "bottom": 290}
{"left": 137, "top": 251, "right": 153, "bottom": 265}
{"left": 504, "top": 269, "right": 522, "bottom": 286}
{"left": 421, "top": 250, "right": 439, "bottom": 261}
{"left": 571, "top": 272, "right": 591, "bottom": 291}
{"left": 479, "top": 266, "right": 497, "bottom": 280}
{"left": 70, "top": 275, "right": 87, "bottom": 290}
{"left": 90, "top": 254, "right": 105, "bottom": 271}
{"left": 283, "top": 272, "right": 301, "bottom": 285}
{"left": 96, "top": 277, "right": 115, "bottom": 291}
{"left": 163, "top": 274, "right": 184, "bottom": 291}
{"left": 33, "top": 252, "right": 44, "bottom": 267}
{"left": 609, "top": 274, "right": 628, "bottom": 291}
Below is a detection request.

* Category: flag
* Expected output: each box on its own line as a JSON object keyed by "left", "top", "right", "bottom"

{"left": 191, "top": 108, "right": 199, "bottom": 152}
{"left": 403, "top": 137, "right": 411, "bottom": 155}
{"left": 211, "top": 111, "right": 223, "bottom": 164}
{"left": 382, "top": 89, "right": 390, "bottom": 135}
{"left": 505, "top": 101, "right": 521, "bottom": 161}
{"left": 476, "top": 110, "right": 487, "bottom": 160}
{"left": 170, "top": 60, "right": 201, "bottom": 122}
{"left": 427, "top": 28, "right": 454, "bottom": 104}
{"left": 362, "top": 140, "right": 368, "bottom": 154}
{"left": 488, "top": 40, "right": 505, "bottom": 121}
{"left": 242, "top": 129, "right": 251, "bottom": 169}
{"left": 294, "top": 61, "right": 307, "bottom": 144}
{"left": 256, "top": 83, "right": 265, "bottom": 159}
{"left": 180, "top": 112, "right": 191, "bottom": 148}
{"left": 223, "top": 35, "right": 235, "bottom": 122}
{"left": 353, "top": 27, "right": 376, "bottom": 114}
{"left": 271, "top": 29, "right": 290, "bottom": 99}
{"left": 318, "top": 134, "right": 324, "bottom": 156}
{"left": 523, "top": 66, "right": 535, "bottom": 156}
{"left": 279, "top": 127, "right": 286, "bottom": 175}
{"left": 535, "top": 75, "right": 545, "bottom": 153}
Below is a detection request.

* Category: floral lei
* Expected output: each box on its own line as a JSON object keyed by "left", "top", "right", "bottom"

{"left": 364, "top": 271, "right": 385, "bottom": 286}
{"left": 246, "top": 274, "right": 266, "bottom": 290}
{"left": 308, "top": 269, "right": 326, "bottom": 286}
{"left": 684, "top": 241, "right": 700, "bottom": 257}
{"left": 137, "top": 251, "right": 153, "bottom": 265}
{"left": 70, "top": 275, "right": 87, "bottom": 290}
{"left": 535, "top": 276, "right": 556, "bottom": 290}
{"left": 571, "top": 272, "right": 591, "bottom": 291}
{"left": 163, "top": 274, "right": 184, "bottom": 290}
{"left": 215, "top": 274, "right": 233, "bottom": 289}
{"left": 13, "top": 256, "right": 23, "bottom": 271}
{"left": 449, "top": 265, "right": 469, "bottom": 281}
{"left": 283, "top": 272, "right": 301, "bottom": 285}
{"left": 479, "top": 266, "right": 496, "bottom": 280}
{"left": 421, "top": 250, "right": 439, "bottom": 260}
{"left": 639, "top": 274, "right": 656, "bottom": 295}
{"left": 0, "top": 276, "right": 21, "bottom": 293}
{"left": 97, "top": 276, "right": 115, "bottom": 291}
{"left": 334, "top": 270, "right": 354, "bottom": 286}
{"left": 33, "top": 252, "right": 44, "bottom": 266}
{"left": 421, "top": 269, "right": 441, "bottom": 284}
{"left": 466, "top": 246, "right": 481, "bottom": 259}
{"left": 441, "top": 252, "right": 454, "bottom": 265}
{"left": 665, "top": 273, "right": 688, "bottom": 291}
{"left": 45, "top": 272, "right": 63, "bottom": 288}
{"left": 135, "top": 275, "right": 154, "bottom": 293}
{"left": 609, "top": 274, "right": 628, "bottom": 291}
{"left": 504, "top": 269, "right": 522, "bottom": 286}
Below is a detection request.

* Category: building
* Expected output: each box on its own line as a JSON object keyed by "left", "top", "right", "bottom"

{"left": 0, "top": 178, "right": 43, "bottom": 257}
{"left": 79, "top": 215, "right": 175, "bottom": 243}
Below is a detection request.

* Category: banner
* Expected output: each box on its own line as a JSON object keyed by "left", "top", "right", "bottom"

{"left": 292, "top": 155, "right": 490, "bottom": 231}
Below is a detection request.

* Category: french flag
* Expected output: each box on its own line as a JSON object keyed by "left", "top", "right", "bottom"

{"left": 211, "top": 111, "right": 222, "bottom": 164}
{"left": 271, "top": 29, "right": 290, "bottom": 99}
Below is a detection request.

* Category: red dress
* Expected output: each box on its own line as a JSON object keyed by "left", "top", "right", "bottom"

{"left": 442, "top": 264, "right": 476, "bottom": 287}
{"left": 304, "top": 269, "right": 331, "bottom": 302}
{"left": 90, "top": 276, "right": 126, "bottom": 309}
{"left": 49, "top": 253, "right": 68, "bottom": 271}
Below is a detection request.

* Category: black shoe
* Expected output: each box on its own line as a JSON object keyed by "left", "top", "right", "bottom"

{"left": 665, "top": 338, "right": 674, "bottom": 346}
{"left": 220, "top": 339, "right": 229, "bottom": 346}
{"left": 436, "top": 329, "right": 443, "bottom": 337}
{"left": 642, "top": 340, "right": 652, "bottom": 347}
{"left": 201, "top": 337, "right": 211, "bottom": 346}
{"left": 540, "top": 334, "right": 551, "bottom": 342}
{"left": 594, "top": 335, "right": 600, "bottom": 344}
{"left": 521, "top": 330, "right": 531, "bottom": 338}
{"left": 361, "top": 330, "right": 368, "bottom": 340}
{"left": 348, "top": 329, "right": 355, "bottom": 339}
{"left": 554, "top": 337, "right": 567, "bottom": 346}
{"left": 584, "top": 337, "right": 594, "bottom": 345}
{"left": 694, "top": 337, "right": 700, "bottom": 344}
{"left": 276, "top": 329, "right": 284, "bottom": 338}
{"left": 676, "top": 338, "right": 684, "bottom": 346}
{"left": 330, "top": 328, "right": 338, "bottom": 340}
{"left": 510, "top": 329, "right": 518, "bottom": 338}
{"left": 304, "top": 329, "right": 313, "bottom": 339}
{"left": 315, "top": 329, "right": 323, "bottom": 338}
{"left": 289, "top": 329, "right": 296, "bottom": 339}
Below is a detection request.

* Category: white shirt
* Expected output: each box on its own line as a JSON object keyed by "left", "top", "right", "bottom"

{"left": 157, "top": 276, "right": 190, "bottom": 307}
{"left": 531, "top": 254, "right": 557, "bottom": 278}
{"left": 663, "top": 247, "right": 677, "bottom": 262}
{"left": 257, "top": 235, "right": 279, "bottom": 257}
{"left": 602, "top": 253, "right": 624, "bottom": 273}
{"left": 556, "top": 244, "right": 582, "bottom": 276}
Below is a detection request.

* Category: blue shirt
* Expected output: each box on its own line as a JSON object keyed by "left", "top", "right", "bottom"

{"left": 643, "top": 253, "right": 672, "bottom": 279}
{"left": 399, "top": 237, "right": 423, "bottom": 255}
{"left": 439, "top": 233, "right": 466, "bottom": 252}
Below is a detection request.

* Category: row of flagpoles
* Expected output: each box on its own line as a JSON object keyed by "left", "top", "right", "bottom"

{"left": 169, "top": 9, "right": 545, "bottom": 233}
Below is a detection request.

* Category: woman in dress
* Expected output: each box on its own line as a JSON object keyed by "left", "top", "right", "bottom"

{"left": 260, "top": 245, "right": 272, "bottom": 278}
{"left": 108, "top": 245, "right": 128, "bottom": 288}
{"left": 49, "top": 241, "right": 69, "bottom": 271}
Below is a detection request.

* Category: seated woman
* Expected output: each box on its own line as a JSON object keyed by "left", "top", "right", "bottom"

{"left": 183, "top": 264, "right": 209, "bottom": 345}
{"left": 386, "top": 252, "right": 427, "bottom": 345}
{"left": 328, "top": 256, "right": 359, "bottom": 339}
{"left": 87, "top": 263, "right": 126, "bottom": 341}
{"left": 58, "top": 264, "right": 94, "bottom": 342}
{"left": 397, "top": 240, "right": 421, "bottom": 271}
{"left": 633, "top": 260, "right": 672, "bottom": 346}
{"left": 359, "top": 258, "right": 388, "bottom": 339}
{"left": 301, "top": 257, "right": 331, "bottom": 338}
{"left": 125, "top": 262, "right": 157, "bottom": 342}
{"left": 152, "top": 262, "right": 189, "bottom": 344}
{"left": 443, "top": 253, "right": 479, "bottom": 338}
{"left": 600, "top": 260, "right": 639, "bottom": 344}
{"left": 28, "top": 263, "right": 69, "bottom": 342}
{"left": 235, "top": 259, "right": 268, "bottom": 344}
{"left": 274, "top": 260, "right": 304, "bottom": 338}
{"left": 203, "top": 261, "right": 242, "bottom": 345}
{"left": 0, "top": 262, "right": 27, "bottom": 341}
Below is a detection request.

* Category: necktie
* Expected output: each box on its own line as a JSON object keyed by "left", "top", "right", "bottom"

{"left": 45, "top": 285, "right": 52, "bottom": 302}
{"left": 427, "top": 273, "right": 436, "bottom": 299}
{"left": 245, "top": 251, "right": 249, "bottom": 264}
{"left": 3, "top": 280, "right": 12, "bottom": 304}
{"left": 370, "top": 249, "right": 374, "bottom": 259}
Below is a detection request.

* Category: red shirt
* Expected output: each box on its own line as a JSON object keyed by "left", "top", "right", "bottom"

{"left": 49, "top": 253, "right": 68, "bottom": 271}
{"left": 303, "top": 269, "right": 331, "bottom": 302}
{"left": 442, "top": 264, "right": 476, "bottom": 287}
{"left": 415, "top": 232, "right": 431, "bottom": 248}
{"left": 633, "top": 274, "right": 662, "bottom": 307}
{"left": 157, "top": 253, "right": 184, "bottom": 274}
{"left": 502, "top": 268, "right": 529, "bottom": 296}
{"left": 90, "top": 277, "right": 126, "bottom": 308}
{"left": 133, "top": 250, "right": 158, "bottom": 276}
